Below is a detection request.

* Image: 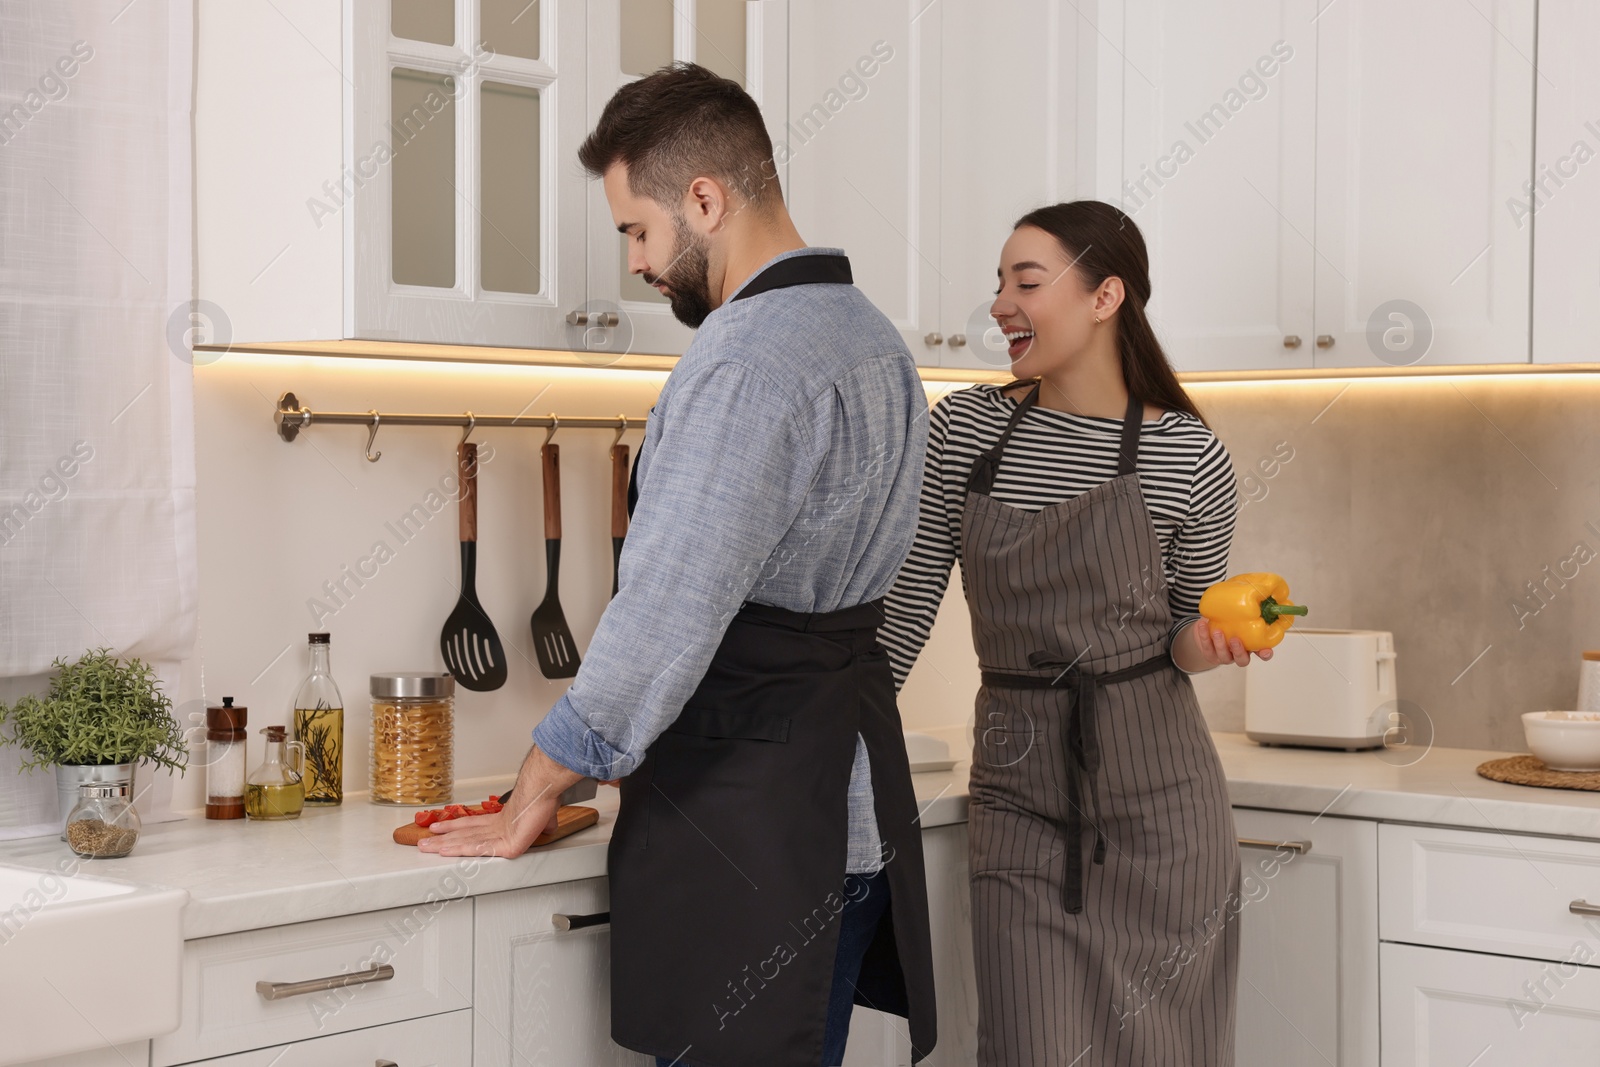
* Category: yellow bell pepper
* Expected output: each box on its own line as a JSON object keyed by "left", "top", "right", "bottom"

{"left": 1198, "top": 573, "right": 1309, "bottom": 651}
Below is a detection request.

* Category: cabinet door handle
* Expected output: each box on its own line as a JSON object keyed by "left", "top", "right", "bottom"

{"left": 947, "top": 333, "right": 967, "bottom": 348}
{"left": 566, "top": 310, "right": 590, "bottom": 326}
{"left": 1316, "top": 334, "right": 1336, "bottom": 349}
{"left": 552, "top": 911, "right": 611, "bottom": 931}
{"left": 1237, "top": 837, "right": 1312, "bottom": 854}
{"left": 595, "top": 312, "right": 620, "bottom": 327}
{"left": 1282, "top": 335, "right": 1302, "bottom": 349}
{"left": 255, "top": 964, "right": 394, "bottom": 1001}
{"left": 924, "top": 332, "right": 944, "bottom": 346}
{"left": 377, "top": 1061, "right": 398, "bottom": 1066}
{"left": 1570, "top": 900, "right": 1600, "bottom": 916}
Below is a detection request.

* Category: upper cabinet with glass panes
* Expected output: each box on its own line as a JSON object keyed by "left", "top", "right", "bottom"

{"left": 196, "top": 0, "right": 787, "bottom": 358}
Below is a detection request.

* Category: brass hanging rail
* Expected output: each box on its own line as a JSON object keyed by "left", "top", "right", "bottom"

{"left": 275, "top": 392, "right": 645, "bottom": 462}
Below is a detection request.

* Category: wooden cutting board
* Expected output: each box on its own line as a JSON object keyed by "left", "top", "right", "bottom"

{"left": 393, "top": 804, "right": 599, "bottom": 848}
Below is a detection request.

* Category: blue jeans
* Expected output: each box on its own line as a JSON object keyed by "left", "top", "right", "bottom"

{"left": 655, "top": 870, "right": 891, "bottom": 1067}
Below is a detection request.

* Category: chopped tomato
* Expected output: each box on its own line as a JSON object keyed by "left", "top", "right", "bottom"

{"left": 480, "top": 796, "right": 503, "bottom": 814}
{"left": 414, "top": 810, "right": 442, "bottom": 827}
{"left": 442, "top": 804, "right": 470, "bottom": 820}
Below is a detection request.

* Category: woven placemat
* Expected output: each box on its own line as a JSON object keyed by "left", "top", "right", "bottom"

{"left": 1477, "top": 755, "right": 1600, "bottom": 792}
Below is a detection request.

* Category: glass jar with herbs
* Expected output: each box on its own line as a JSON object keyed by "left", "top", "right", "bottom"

{"left": 65, "top": 781, "right": 141, "bottom": 858}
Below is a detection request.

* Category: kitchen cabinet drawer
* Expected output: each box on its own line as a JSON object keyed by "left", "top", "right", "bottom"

{"left": 1380, "top": 823, "right": 1600, "bottom": 963}
{"left": 17, "top": 1045, "right": 149, "bottom": 1067}
{"left": 184, "top": 1008, "right": 471, "bottom": 1067}
{"left": 152, "top": 901, "right": 471, "bottom": 1066}
{"left": 1381, "top": 942, "right": 1600, "bottom": 1065}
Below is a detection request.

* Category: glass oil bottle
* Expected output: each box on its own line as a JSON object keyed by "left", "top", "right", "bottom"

{"left": 245, "top": 725, "right": 306, "bottom": 820}
{"left": 292, "top": 632, "right": 344, "bottom": 805}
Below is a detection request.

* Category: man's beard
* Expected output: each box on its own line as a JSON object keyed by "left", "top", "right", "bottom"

{"left": 646, "top": 214, "right": 714, "bottom": 328}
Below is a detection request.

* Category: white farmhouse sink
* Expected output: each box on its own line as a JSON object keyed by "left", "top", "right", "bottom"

{"left": 0, "top": 862, "right": 187, "bottom": 1065}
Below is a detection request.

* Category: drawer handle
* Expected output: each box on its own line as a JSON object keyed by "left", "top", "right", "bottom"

{"left": 552, "top": 911, "right": 611, "bottom": 932}
{"left": 255, "top": 963, "right": 395, "bottom": 1001}
{"left": 1238, "top": 837, "right": 1312, "bottom": 854}
{"left": 1570, "top": 900, "right": 1600, "bottom": 917}
{"left": 377, "top": 1062, "right": 397, "bottom": 1066}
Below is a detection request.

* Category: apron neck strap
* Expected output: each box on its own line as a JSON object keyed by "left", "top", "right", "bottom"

{"left": 1115, "top": 391, "right": 1144, "bottom": 478}
{"left": 967, "top": 383, "right": 1146, "bottom": 496}
{"left": 966, "top": 382, "right": 1041, "bottom": 496}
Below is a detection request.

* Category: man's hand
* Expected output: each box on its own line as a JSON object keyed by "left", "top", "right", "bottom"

{"left": 418, "top": 745, "right": 583, "bottom": 858}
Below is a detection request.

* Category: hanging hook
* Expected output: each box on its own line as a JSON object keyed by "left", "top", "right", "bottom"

{"left": 611, "top": 414, "right": 629, "bottom": 450}
{"left": 459, "top": 412, "right": 476, "bottom": 447}
{"left": 364, "top": 410, "right": 383, "bottom": 463}
{"left": 543, "top": 413, "right": 560, "bottom": 447}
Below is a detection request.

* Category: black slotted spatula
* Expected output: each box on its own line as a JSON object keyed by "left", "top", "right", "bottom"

{"left": 440, "top": 442, "right": 508, "bottom": 691}
{"left": 531, "top": 442, "right": 581, "bottom": 678}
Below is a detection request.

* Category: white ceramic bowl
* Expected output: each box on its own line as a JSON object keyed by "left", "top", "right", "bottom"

{"left": 1522, "top": 711, "right": 1600, "bottom": 772}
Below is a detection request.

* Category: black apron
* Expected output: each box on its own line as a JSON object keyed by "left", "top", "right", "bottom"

{"left": 609, "top": 252, "right": 937, "bottom": 1067}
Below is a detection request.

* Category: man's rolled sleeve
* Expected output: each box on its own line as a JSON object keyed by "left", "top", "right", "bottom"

{"left": 532, "top": 692, "right": 629, "bottom": 778}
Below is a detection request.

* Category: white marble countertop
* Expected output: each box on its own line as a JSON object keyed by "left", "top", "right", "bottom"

{"left": 0, "top": 768, "right": 971, "bottom": 940}
{"left": 7, "top": 731, "right": 1600, "bottom": 941}
{"left": 1213, "top": 731, "right": 1600, "bottom": 838}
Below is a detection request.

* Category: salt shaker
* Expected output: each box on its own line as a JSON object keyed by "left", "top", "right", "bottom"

{"left": 1579, "top": 652, "right": 1600, "bottom": 712}
{"left": 206, "top": 697, "right": 248, "bottom": 820}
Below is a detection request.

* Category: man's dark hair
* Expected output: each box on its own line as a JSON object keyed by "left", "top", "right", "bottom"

{"left": 578, "top": 62, "right": 782, "bottom": 212}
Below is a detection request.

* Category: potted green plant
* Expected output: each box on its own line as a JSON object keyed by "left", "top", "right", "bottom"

{"left": 0, "top": 649, "right": 188, "bottom": 834}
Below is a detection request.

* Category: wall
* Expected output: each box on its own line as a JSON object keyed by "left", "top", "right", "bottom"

{"left": 178, "top": 360, "right": 1600, "bottom": 810}
{"left": 1187, "top": 373, "right": 1600, "bottom": 756}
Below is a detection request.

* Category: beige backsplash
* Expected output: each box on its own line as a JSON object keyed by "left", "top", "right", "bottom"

{"left": 179, "top": 358, "right": 1600, "bottom": 813}
{"left": 1187, "top": 374, "right": 1600, "bottom": 753}
{"left": 902, "top": 373, "right": 1600, "bottom": 759}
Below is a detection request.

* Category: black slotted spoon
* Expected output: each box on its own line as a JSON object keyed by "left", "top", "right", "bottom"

{"left": 440, "top": 442, "right": 508, "bottom": 691}
{"left": 531, "top": 441, "right": 581, "bottom": 678}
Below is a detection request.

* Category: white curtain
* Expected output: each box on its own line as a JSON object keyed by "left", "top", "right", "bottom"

{"left": 0, "top": 1, "right": 196, "bottom": 831}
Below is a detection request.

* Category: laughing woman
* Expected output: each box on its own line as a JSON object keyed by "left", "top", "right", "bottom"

{"left": 879, "top": 201, "right": 1265, "bottom": 1066}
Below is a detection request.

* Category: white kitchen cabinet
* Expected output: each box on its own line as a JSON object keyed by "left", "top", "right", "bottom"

{"left": 180, "top": 1009, "right": 471, "bottom": 1067}
{"left": 16, "top": 1046, "right": 149, "bottom": 1067}
{"left": 473, "top": 875, "right": 648, "bottom": 1067}
{"left": 1117, "top": 0, "right": 1317, "bottom": 372}
{"left": 1531, "top": 0, "right": 1600, "bottom": 364}
{"left": 153, "top": 899, "right": 472, "bottom": 1066}
{"left": 199, "top": 1, "right": 784, "bottom": 356}
{"left": 1379, "top": 822, "right": 1600, "bottom": 964}
{"left": 1231, "top": 808, "right": 1379, "bottom": 1067}
{"left": 841, "top": 822, "right": 979, "bottom": 1066}
{"left": 1311, "top": 0, "right": 1534, "bottom": 368}
{"left": 1110, "top": 0, "right": 1535, "bottom": 372}
{"left": 788, "top": 0, "right": 1084, "bottom": 370}
{"left": 585, "top": 0, "right": 788, "bottom": 357}
{"left": 1380, "top": 942, "right": 1600, "bottom": 1065}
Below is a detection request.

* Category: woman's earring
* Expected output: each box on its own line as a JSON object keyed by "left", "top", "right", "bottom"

{"left": 1094, "top": 315, "right": 1103, "bottom": 324}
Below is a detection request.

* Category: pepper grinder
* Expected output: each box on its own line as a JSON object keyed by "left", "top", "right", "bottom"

{"left": 205, "top": 697, "right": 248, "bottom": 820}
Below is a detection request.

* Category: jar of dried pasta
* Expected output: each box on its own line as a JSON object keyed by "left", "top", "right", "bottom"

{"left": 369, "top": 672, "right": 454, "bottom": 805}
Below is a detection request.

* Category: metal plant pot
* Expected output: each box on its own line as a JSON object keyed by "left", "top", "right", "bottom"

{"left": 54, "top": 763, "right": 136, "bottom": 840}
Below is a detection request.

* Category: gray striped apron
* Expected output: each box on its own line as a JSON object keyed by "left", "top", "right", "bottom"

{"left": 962, "top": 382, "right": 1240, "bottom": 1066}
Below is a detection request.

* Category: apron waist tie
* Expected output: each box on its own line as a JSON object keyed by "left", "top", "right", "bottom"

{"left": 981, "top": 650, "right": 1173, "bottom": 915}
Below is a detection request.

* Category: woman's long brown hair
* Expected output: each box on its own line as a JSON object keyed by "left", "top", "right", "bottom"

{"left": 1010, "top": 201, "right": 1206, "bottom": 425}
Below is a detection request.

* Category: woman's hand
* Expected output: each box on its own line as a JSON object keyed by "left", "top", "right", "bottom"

{"left": 1175, "top": 617, "right": 1275, "bottom": 672}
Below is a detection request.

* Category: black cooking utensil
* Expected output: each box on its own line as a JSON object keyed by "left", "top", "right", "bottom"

{"left": 610, "top": 442, "right": 629, "bottom": 598}
{"left": 440, "top": 442, "right": 508, "bottom": 691}
{"left": 531, "top": 442, "right": 581, "bottom": 678}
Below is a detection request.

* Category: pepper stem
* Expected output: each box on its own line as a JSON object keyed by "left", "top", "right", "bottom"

{"left": 1260, "top": 597, "right": 1309, "bottom": 622}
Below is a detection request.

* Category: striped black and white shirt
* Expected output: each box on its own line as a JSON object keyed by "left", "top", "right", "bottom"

{"left": 879, "top": 382, "right": 1239, "bottom": 689}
